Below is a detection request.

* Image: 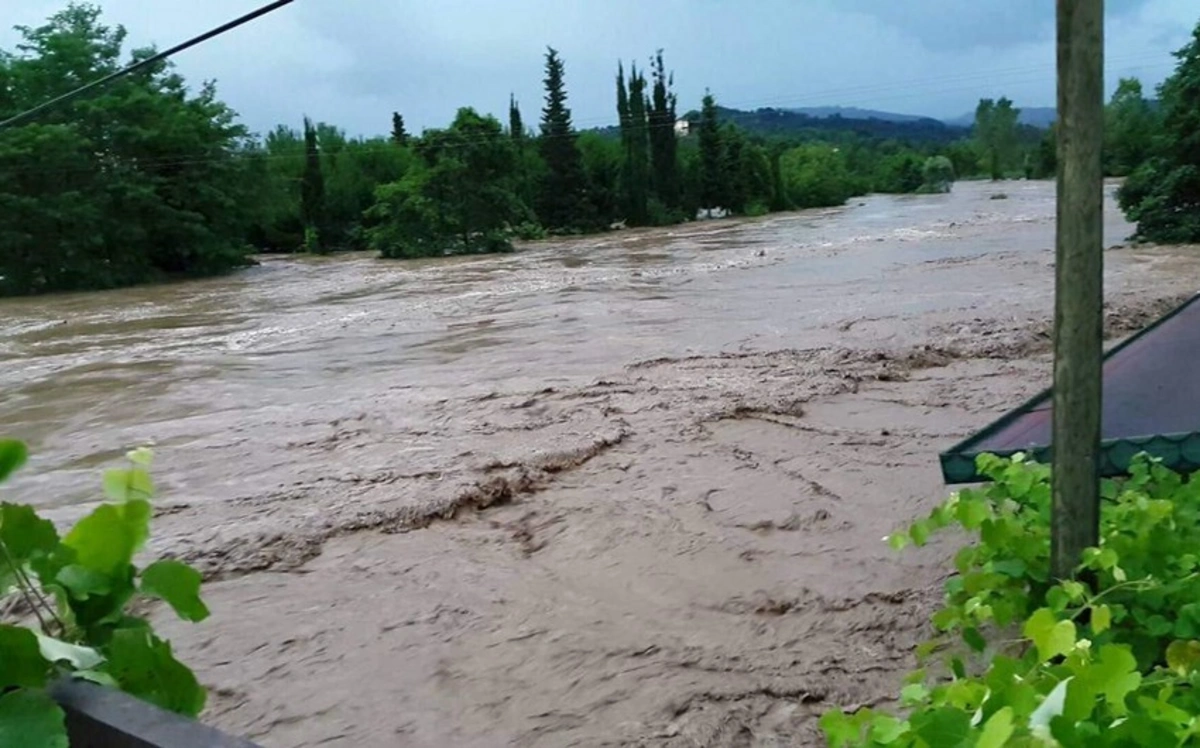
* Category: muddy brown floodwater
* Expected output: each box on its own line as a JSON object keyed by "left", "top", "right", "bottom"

{"left": 2, "top": 180, "right": 1199, "bottom": 746}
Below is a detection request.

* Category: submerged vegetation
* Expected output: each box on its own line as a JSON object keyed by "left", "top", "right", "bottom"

{"left": 1, "top": 3, "right": 1197, "bottom": 296}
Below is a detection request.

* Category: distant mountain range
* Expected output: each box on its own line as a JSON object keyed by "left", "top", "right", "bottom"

{"left": 788, "top": 105, "right": 1058, "bottom": 129}
{"left": 593, "top": 103, "right": 1055, "bottom": 144}
{"left": 943, "top": 107, "right": 1058, "bottom": 128}
{"left": 784, "top": 106, "right": 933, "bottom": 123}
{"left": 709, "top": 106, "right": 965, "bottom": 143}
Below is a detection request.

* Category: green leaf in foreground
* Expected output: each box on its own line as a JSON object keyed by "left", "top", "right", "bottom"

{"left": 977, "top": 706, "right": 1014, "bottom": 748}
{"left": 1093, "top": 645, "right": 1141, "bottom": 715}
{"left": 103, "top": 628, "right": 206, "bottom": 716}
{"left": 140, "top": 560, "right": 210, "bottom": 622}
{"left": 55, "top": 563, "right": 112, "bottom": 599}
{"left": 36, "top": 633, "right": 104, "bottom": 670}
{"left": 0, "top": 689, "right": 68, "bottom": 748}
{"left": 102, "top": 467, "right": 154, "bottom": 503}
{"left": 1025, "top": 608, "right": 1076, "bottom": 663}
{"left": 0, "top": 624, "right": 50, "bottom": 689}
{"left": 0, "top": 439, "right": 27, "bottom": 483}
{"left": 0, "top": 502, "right": 59, "bottom": 562}
{"left": 909, "top": 706, "right": 971, "bottom": 746}
{"left": 62, "top": 501, "right": 147, "bottom": 577}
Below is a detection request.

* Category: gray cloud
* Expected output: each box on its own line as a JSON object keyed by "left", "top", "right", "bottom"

{"left": 839, "top": 0, "right": 1153, "bottom": 51}
{"left": 2, "top": 1, "right": 1196, "bottom": 137}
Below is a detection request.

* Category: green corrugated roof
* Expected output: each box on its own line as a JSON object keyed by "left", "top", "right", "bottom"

{"left": 940, "top": 293, "right": 1200, "bottom": 484}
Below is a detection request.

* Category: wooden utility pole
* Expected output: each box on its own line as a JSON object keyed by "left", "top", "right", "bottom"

{"left": 1052, "top": 0, "right": 1105, "bottom": 579}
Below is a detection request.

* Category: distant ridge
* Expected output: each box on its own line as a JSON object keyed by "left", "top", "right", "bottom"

{"left": 944, "top": 106, "right": 1057, "bottom": 128}
{"left": 588, "top": 102, "right": 1056, "bottom": 142}
{"left": 784, "top": 106, "right": 930, "bottom": 123}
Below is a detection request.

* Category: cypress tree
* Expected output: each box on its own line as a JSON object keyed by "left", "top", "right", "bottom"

{"left": 390, "top": 112, "right": 408, "bottom": 146}
{"left": 698, "top": 92, "right": 723, "bottom": 214}
{"left": 301, "top": 116, "right": 327, "bottom": 252}
{"left": 623, "top": 64, "right": 651, "bottom": 225}
{"left": 537, "top": 47, "right": 591, "bottom": 231}
{"left": 647, "top": 50, "right": 680, "bottom": 209}
{"left": 509, "top": 94, "right": 524, "bottom": 141}
{"left": 616, "top": 62, "right": 631, "bottom": 148}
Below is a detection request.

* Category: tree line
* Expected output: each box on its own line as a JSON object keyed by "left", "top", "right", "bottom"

{"left": 1, "top": 3, "right": 1197, "bottom": 296}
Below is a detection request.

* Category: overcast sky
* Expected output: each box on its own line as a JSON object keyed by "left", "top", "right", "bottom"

{"left": 3, "top": 1, "right": 1197, "bottom": 138}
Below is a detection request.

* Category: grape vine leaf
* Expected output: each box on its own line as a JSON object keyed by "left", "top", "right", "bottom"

{"left": 62, "top": 503, "right": 140, "bottom": 577}
{"left": 977, "top": 706, "right": 1014, "bottom": 748}
{"left": 0, "top": 624, "right": 50, "bottom": 689}
{"left": 1025, "top": 608, "right": 1076, "bottom": 662}
{"left": 0, "top": 502, "right": 59, "bottom": 562}
{"left": 55, "top": 564, "right": 112, "bottom": 599}
{"left": 1093, "top": 645, "right": 1141, "bottom": 715}
{"left": 868, "top": 714, "right": 906, "bottom": 743}
{"left": 140, "top": 560, "right": 209, "bottom": 622}
{"left": 102, "top": 467, "right": 154, "bottom": 503}
{"left": 103, "top": 628, "right": 206, "bottom": 716}
{"left": 0, "top": 440, "right": 27, "bottom": 483}
{"left": 36, "top": 633, "right": 104, "bottom": 670}
{"left": 909, "top": 706, "right": 971, "bottom": 746}
{"left": 0, "top": 689, "right": 68, "bottom": 748}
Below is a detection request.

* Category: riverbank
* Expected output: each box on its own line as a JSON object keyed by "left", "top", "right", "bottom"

{"left": 2, "top": 180, "right": 1198, "bottom": 746}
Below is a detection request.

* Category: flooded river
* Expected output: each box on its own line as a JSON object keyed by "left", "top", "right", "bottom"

{"left": 2, "top": 180, "right": 1198, "bottom": 746}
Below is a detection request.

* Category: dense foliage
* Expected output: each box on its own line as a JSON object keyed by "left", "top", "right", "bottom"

{"left": 366, "top": 108, "right": 531, "bottom": 257}
{"left": 3, "top": 3, "right": 1195, "bottom": 296}
{"left": 0, "top": 439, "right": 209, "bottom": 748}
{"left": 0, "top": 5, "right": 259, "bottom": 296}
{"left": 974, "top": 97, "right": 1022, "bottom": 180}
{"left": 1118, "top": 22, "right": 1200, "bottom": 245}
{"left": 822, "top": 453, "right": 1200, "bottom": 746}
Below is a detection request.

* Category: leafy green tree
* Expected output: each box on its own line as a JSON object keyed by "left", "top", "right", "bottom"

{"left": 537, "top": 47, "right": 592, "bottom": 231}
{"left": 780, "top": 143, "right": 855, "bottom": 208}
{"left": 246, "top": 125, "right": 305, "bottom": 251}
{"left": 578, "top": 131, "right": 622, "bottom": 225}
{"left": 367, "top": 108, "right": 531, "bottom": 258}
{"left": 697, "top": 91, "right": 723, "bottom": 213}
{"left": 719, "top": 124, "right": 748, "bottom": 212}
{"left": 301, "top": 116, "right": 327, "bottom": 253}
{"left": 944, "top": 140, "right": 981, "bottom": 180}
{"left": 391, "top": 112, "right": 409, "bottom": 146}
{"left": 1104, "top": 77, "right": 1158, "bottom": 177}
{"left": 973, "top": 96, "right": 1021, "bottom": 180}
{"left": 919, "top": 156, "right": 956, "bottom": 193}
{"left": 768, "top": 144, "right": 791, "bottom": 212}
{"left": 1034, "top": 122, "right": 1058, "bottom": 179}
{"left": 0, "top": 3, "right": 257, "bottom": 296}
{"left": 878, "top": 151, "right": 925, "bottom": 193}
{"left": 1119, "top": 22, "right": 1200, "bottom": 243}
{"left": 738, "top": 141, "right": 773, "bottom": 215}
{"left": 647, "top": 50, "right": 680, "bottom": 210}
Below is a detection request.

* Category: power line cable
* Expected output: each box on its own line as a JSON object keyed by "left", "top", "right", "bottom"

{"left": 0, "top": 0, "right": 296, "bottom": 129}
